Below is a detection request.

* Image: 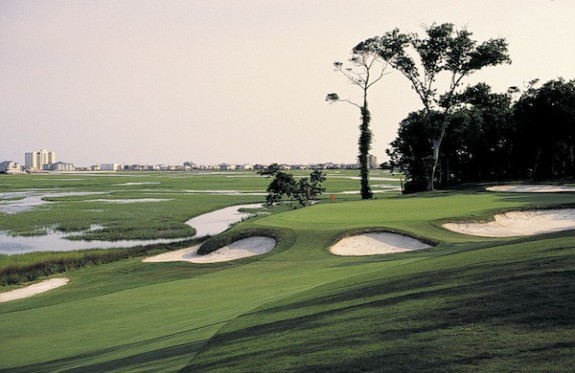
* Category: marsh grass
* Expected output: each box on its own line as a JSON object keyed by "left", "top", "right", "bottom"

{"left": 0, "top": 238, "right": 201, "bottom": 286}
{"left": 0, "top": 170, "right": 388, "bottom": 240}
{"left": 0, "top": 194, "right": 263, "bottom": 239}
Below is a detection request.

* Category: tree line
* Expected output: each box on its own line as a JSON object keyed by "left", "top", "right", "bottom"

{"left": 388, "top": 78, "right": 575, "bottom": 192}
{"left": 329, "top": 22, "right": 575, "bottom": 194}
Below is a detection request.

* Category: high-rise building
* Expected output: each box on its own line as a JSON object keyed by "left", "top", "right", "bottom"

{"left": 24, "top": 149, "right": 56, "bottom": 171}
{"left": 368, "top": 154, "right": 378, "bottom": 169}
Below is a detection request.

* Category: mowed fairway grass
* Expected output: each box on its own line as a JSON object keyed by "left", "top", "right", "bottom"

{"left": 1, "top": 172, "right": 574, "bottom": 372}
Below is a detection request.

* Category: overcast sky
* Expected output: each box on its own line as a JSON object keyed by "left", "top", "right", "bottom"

{"left": 1, "top": 0, "right": 574, "bottom": 166}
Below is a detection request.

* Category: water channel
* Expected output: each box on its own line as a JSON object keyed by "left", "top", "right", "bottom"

{"left": 0, "top": 203, "right": 263, "bottom": 255}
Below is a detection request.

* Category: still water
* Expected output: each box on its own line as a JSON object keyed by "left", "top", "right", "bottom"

{"left": 0, "top": 203, "right": 262, "bottom": 255}
{"left": 0, "top": 191, "right": 108, "bottom": 214}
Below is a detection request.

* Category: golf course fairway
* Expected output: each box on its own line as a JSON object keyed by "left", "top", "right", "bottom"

{"left": 1, "top": 189, "right": 574, "bottom": 371}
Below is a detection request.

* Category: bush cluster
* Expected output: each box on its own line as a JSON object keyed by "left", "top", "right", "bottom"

{"left": 258, "top": 164, "right": 326, "bottom": 207}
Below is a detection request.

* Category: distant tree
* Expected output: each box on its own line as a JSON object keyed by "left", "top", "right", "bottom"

{"left": 257, "top": 163, "right": 281, "bottom": 177}
{"left": 512, "top": 78, "right": 575, "bottom": 180}
{"left": 264, "top": 171, "right": 297, "bottom": 206}
{"left": 292, "top": 170, "right": 327, "bottom": 207}
{"left": 379, "top": 161, "right": 392, "bottom": 171}
{"left": 259, "top": 165, "right": 326, "bottom": 207}
{"left": 368, "top": 23, "right": 511, "bottom": 191}
{"left": 327, "top": 40, "right": 389, "bottom": 199}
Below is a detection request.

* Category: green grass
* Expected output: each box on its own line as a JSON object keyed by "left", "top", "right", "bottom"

{"left": 0, "top": 173, "right": 574, "bottom": 371}
{"left": 185, "top": 235, "right": 575, "bottom": 372}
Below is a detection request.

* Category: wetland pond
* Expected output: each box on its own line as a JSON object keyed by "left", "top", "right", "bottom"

{"left": 0, "top": 201, "right": 262, "bottom": 255}
{"left": 0, "top": 191, "right": 108, "bottom": 214}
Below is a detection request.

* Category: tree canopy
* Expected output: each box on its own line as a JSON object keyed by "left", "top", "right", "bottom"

{"left": 387, "top": 79, "right": 575, "bottom": 188}
{"left": 512, "top": 78, "right": 575, "bottom": 180}
{"left": 362, "top": 23, "right": 511, "bottom": 191}
{"left": 259, "top": 164, "right": 326, "bottom": 207}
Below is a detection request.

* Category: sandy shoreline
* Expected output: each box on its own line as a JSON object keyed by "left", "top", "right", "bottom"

{"left": 143, "top": 236, "right": 276, "bottom": 263}
{"left": 0, "top": 278, "right": 70, "bottom": 303}
{"left": 330, "top": 232, "right": 431, "bottom": 256}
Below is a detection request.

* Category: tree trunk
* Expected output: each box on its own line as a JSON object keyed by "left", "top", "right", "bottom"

{"left": 428, "top": 138, "right": 440, "bottom": 191}
{"left": 427, "top": 119, "right": 449, "bottom": 191}
{"left": 359, "top": 104, "right": 373, "bottom": 199}
{"left": 570, "top": 145, "right": 575, "bottom": 177}
{"left": 532, "top": 147, "right": 542, "bottom": 181}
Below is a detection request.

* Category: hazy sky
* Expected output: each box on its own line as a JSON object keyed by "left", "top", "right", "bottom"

{"left": 1, "top": 0, "right": 574, "bottom": 166}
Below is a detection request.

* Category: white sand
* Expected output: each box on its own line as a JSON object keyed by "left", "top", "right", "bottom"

{"left": 0, "top": 278, "right": 70, "bottom": 303}
{"left": 443, "top": 209, "right": 575, "bottom": 237}
{"left": 486, "top": 185, "right": 575, "bottom": 193}
{"left": 143, "top": 236, "right": 276, "bottom": 263}
{"left": 330, "top": 232, "right": 431, "bottom": 256}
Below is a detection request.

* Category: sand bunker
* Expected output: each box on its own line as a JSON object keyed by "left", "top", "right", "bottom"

{"left": 143, "top": 236, "right": 276, "bottom": 263}
{"left": 330, "top": 232, "right": 431, "bottom": 256}
{"left": 443, "top": 209, "right": 575, "bottom": 237}
{"left": 0, "top": 278, "right": 69, "bottom": 303}
{"left": 487, "top": 185, "right": 575, "bottom": 193}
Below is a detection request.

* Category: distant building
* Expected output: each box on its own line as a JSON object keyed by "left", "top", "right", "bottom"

{"left": 369, "top": 155, "right": 378, "bottom": 169}
{"left": 0, "top": 161, "right": 23, "bottom": 174}
{"left": 44, "top": 162, "right": 75, "bottom": 171}
{"left": 183, "top": 161, "right": 197, "bottom": 170}
{"left": 124, "top": 164, "right": 146, "bottom": 171}
{"left": 25, "top": 149, "right": 56, "bottom": 171}
{"left": 100, "top": 163, "right": 122, "bottom": 171}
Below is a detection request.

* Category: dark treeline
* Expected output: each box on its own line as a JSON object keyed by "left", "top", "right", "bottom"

{"left": 387, "top": 78, "right": 575, "bottom": 192}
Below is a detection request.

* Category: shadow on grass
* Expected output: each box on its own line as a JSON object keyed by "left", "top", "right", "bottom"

{"left": 183, "top": 245, "right": 575, "bottom": 372}
{"left": 1, "top": 324, "right": 217, "bottom": 373}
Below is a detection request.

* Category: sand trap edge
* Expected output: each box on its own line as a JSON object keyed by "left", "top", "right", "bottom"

{"left": 443, "top": 208, "right": 575, "bottom": 237}
{"left": 486, "top": 185, "right": 575, "bottom": 193}
{"left": 329, "top": 232, "right": 432, "bottom": 256}
{"left": 143, "top": 236, "right": 276, "bottom": 263}
{"left": 0, "top": 278, "right": 70, "bottom": 303}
